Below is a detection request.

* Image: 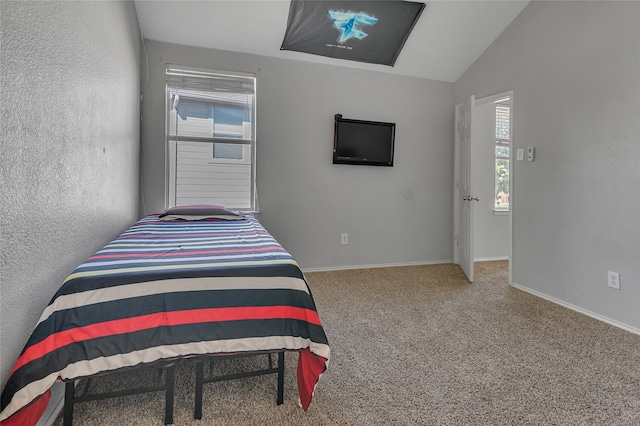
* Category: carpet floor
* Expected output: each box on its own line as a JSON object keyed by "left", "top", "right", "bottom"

{"left": 54, "top": 261, "right": 640, "bottom": 425}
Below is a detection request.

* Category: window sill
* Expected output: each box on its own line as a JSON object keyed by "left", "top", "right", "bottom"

{"left": 493, "top": 210, "right": 509, "bottom": 216}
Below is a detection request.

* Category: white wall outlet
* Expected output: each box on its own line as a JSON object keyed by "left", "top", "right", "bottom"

{"left": 341, "top": 233, "right": 349, "bottom": 245}
{"left": 607, "top": 271, "right": 620, "bottom": 290}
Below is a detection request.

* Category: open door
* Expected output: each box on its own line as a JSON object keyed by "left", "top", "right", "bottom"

{"left": 455, "top": 96, "right": 475, "bottom": 282}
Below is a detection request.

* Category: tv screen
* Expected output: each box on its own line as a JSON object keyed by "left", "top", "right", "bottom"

{"left": 333, "top": 115, "right": 395, "bottom": 166}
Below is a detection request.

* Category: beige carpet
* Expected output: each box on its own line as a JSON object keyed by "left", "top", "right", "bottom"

{"left": 54, "top": 261, "right": 640, "bottom": 425}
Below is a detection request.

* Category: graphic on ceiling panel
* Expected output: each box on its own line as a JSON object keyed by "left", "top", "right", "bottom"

{"left": 328, "top": 10, "right": 378, "bottom": 43}
{"left": 281, "top": 1, "right": 425, "bottom": 66}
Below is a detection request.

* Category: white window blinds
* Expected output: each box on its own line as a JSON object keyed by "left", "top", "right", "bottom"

{"left": 165, "top": 65, "right": 257, "bottom": 211}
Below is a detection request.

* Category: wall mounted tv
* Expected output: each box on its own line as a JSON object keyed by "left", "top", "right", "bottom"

{"left": 333, "top": 114, "right": 395, "bottom": 166}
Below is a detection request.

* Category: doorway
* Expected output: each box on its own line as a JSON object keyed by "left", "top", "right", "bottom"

{"left": 454, "top": 91, "right": 513, "bottom": 284}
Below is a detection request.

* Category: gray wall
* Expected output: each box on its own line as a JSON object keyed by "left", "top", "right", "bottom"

{"left": 0, "top": 1, "right": 142, "bottom": 387}
{"left": 141, "top": 40, "right": 454, "bottom": 270}
{"left": 455, "top": 1, "right": 640, "bottom": 331}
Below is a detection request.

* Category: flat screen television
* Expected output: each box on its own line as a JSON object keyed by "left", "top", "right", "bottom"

{"left": 333, "top": 114, "right": 395, "bottom": 166}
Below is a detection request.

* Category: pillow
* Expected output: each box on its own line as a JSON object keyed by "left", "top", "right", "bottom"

{"left": 158, "top": 204, "right": 245, "bottom": 221}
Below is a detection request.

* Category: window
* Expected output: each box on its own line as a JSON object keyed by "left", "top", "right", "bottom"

{"left": 495, "top": 103, "right": 510, "bottom": 211}
{"left": 166, "top": 66, "right": 256, "bottom": 211}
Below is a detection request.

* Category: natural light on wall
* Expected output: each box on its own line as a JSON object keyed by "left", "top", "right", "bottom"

{"left": 166, "top": 66, "right": 257, "bottom": 211}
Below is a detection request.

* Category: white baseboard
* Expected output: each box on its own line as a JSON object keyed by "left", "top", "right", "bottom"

{"left": 474, "top": 256, "right": 509, "bottom": 262}
{"left": 301, "top": 259, "right": 453, "bottom": 273}
{"left": 511, "top": 282, "right": 640, "bottom": 337}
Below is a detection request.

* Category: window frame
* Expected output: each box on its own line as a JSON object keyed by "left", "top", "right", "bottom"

{"left": 165, "top": 65, "right": 257, "bottom": 212}
{"left": 494, "top": 103, "right": 510, "bottom": 213}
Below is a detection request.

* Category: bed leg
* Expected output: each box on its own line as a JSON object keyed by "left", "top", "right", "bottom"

{"left": 194, "top": 361, "right": 204, "bottom": 420}
{"left": 164, "top": 365, "right": 175, "bottom": 425}
{"left": 277, "top": 352, "right": 284, "bottom": 405}
{"left": 63, "top": 381, "right": 74, "bottom": 426}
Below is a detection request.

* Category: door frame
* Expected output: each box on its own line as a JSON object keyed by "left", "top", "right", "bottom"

{"left": 453, "top": 90, "right": 514, "bottom": 284}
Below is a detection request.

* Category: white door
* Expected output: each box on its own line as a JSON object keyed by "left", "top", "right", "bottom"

{"left": 455, "top": 96, "right": 475, "bottom": 282}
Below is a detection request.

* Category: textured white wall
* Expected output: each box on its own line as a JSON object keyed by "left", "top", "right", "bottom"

{"left": 455, "top": 1, "right": 640, "bottom": 330}
{"left": 0, "top": 1, "right": 141, "bottom": 387}
{"left": 140, "top": 40, "right": 454, "bottom": 270}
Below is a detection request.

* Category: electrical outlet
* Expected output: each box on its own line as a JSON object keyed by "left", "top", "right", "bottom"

{"left": 341, "top": 233, "right": 349, "bottom": 245}
{"left": 527, "top": 147, "right": 535, "bottom": 162}
{"left": 607, "top": 271, "right": 620, "bottom": 290}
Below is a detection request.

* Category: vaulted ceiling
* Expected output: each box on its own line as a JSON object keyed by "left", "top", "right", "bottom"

{"left": 134, "top": 0, "right": 529, "bottom": 83}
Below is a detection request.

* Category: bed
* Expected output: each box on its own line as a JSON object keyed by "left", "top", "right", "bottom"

{"left": 0, "top": 205, "right": 330, "bottom": 425}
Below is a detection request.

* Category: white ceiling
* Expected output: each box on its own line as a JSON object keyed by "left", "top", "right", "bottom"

{"left": 134, "top": 0, "right": 529, "bottom": 83}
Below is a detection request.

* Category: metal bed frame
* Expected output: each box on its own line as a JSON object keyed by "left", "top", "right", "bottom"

{"left": 63, "top": 363, "right": 176, "bottom": 426}
{"left": 60, "top": 351, "right": 285, "bottom": 424}
{"left": 194, "top": 351, "right": 285, "bottom": 420}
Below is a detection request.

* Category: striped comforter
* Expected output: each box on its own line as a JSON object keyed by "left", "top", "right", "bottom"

{"left": 0, "top": 214, "right": 330, "bottom": 424}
